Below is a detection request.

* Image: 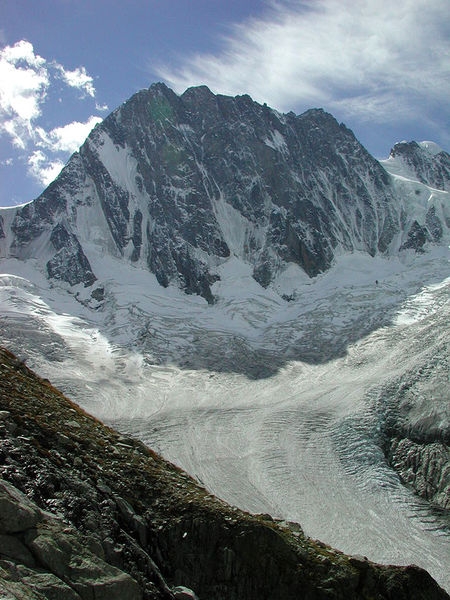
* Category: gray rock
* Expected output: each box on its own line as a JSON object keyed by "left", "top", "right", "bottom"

{"left": 16, "top": 565, "right": 81, "bottom": 600}
{"left": 114, "top": 496, "right": 148, "bottom": 546}
{"left": 46, "top": 223, "right": 96, "bottom": 288}
{"left": 173, "top": 585, "right": 199, "bottom": 600}
{"left": 0, "top": 575, "right": 46, "bottom": 599}
{"left": 0, "top": 479, "right": 41, "bottom": 533}
{"left": 389, "top": 438, "right": 450, "bottom": 510}
{"left": 28, "top": 525, "right": 142, "bottom": 600}
{"left": 0, "top": 534, "right": 36, "bottom": 567}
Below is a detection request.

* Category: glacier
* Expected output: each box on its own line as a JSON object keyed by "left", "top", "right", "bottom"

{"left": 0, "top": 244, "right": 448, "bottom": 591}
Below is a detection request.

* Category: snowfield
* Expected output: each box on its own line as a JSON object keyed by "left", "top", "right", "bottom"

{"left": 0, "top": 244, "right": 449, "bottom": 592}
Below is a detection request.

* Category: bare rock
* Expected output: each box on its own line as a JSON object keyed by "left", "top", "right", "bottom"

{"left": 173, "top": 585, "right": 198, "bottom": 599}
{"left": 0, "top": 479, "right": 41, "bottom": 533}
{"left": 28, "top": 523, "right": 142, "bottom": 600}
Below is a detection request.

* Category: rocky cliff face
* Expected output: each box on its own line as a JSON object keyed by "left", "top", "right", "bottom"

{"left": 0, "top": 347, "right": 449, "bottom": 600}
{"left": 388, "top": 439, "right": 450, "bottom": 510}
{"left": 1, "top": 83, "right": 448, "bottom": 302}
{"left": 0, "top": 479, "right": 141, "bottom": 599}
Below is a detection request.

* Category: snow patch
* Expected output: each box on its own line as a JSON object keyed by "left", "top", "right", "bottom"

{"left": 263, "top": 130, "right": 289, "bottom": 155}
{"left": 272, "top": 263, "right": 310, "bottom": 298}
{"left": 212, "top": 194, "right": 260, "bottom": 257}
{"left": 418, "top": 141, "right": 443, "bottom": 155}
{"left": 94, "top": 131, "right": 140, "bottom": 197}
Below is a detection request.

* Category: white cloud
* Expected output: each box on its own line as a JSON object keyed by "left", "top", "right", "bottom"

{"left": 27, "top": 150, "right": 64, "bottom": 186}
{"left": 159, "top": 0, "right": 450, "bottom": 126}
{"left": 0, "top": 40, "right": 102, "bottom": 151}
{"left": 1, "top": 39, "right": 46, "bottom": 70}
{"left": 95, "top": 102, "right": 109, "bottom": 112}
{"left": 0, "top": 41, "right": 49, "bottom": 147}
{"left": 0, "top": 40, "right": 106, "bottom": 192}
{"left": 57, "top": 65, "right": 96, "bottom": 97}
{"left": 38, "top": 116, "right": 103, "bottom": 153}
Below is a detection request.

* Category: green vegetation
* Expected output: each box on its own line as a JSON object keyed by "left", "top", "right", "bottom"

{"left": 148, "top": 95, "right": 175, "bottom": 123}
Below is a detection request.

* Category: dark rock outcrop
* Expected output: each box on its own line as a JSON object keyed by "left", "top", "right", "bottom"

{"left": 46, "top": 223, "right": 96, "bottom": 287}
{"left": 388, "top": 438, "right": 450, "bottom": 510}
{"left": 399, "top": 219, "right": 430, "bottom": 252}
{"left": 0, "top": 347, "right": 448, "bottom": 600}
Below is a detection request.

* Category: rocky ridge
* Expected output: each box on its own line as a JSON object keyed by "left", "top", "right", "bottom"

{"left": 388, "top": 439, "right": 450, "bottom": 510}
{"left": 0, "top": 346, "right": 449, "bottom": 600}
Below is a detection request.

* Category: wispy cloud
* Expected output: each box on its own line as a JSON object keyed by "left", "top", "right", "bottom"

{"left": 37, "top": 116, "right": 103, "bottom": 153}
{"left": 0, "top": 40, "right": 103, "bottom": 186}
{"left": 27, "top": 150, "right": 64, "bottom": 186}
{"left": 56, "top": 64, "right": 96, "bottom": 98}
{"left": 159, "top": 0, "right": 450, "bottom": 129}
{"left": 95, "top": 102, "right": 109, "bottom": 112}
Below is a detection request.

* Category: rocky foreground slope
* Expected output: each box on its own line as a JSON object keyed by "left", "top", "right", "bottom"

{"left": 0, "top": 347, "right": 448, "bottom": 600}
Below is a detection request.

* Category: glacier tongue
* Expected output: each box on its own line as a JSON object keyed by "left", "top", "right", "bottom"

{"left": 0, "top": 247, "right": 449, "bottom": 592}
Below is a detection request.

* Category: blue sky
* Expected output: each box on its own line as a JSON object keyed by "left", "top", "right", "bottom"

{"left": 1, "top": 0, "right": 449, "bottom": 207}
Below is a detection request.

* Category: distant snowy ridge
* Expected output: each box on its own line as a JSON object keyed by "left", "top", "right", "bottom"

{"left": 381, "top": 140, "right": 450, "bottom": 191}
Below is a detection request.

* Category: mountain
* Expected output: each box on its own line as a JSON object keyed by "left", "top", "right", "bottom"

{"left": 383, "top": 141, "right": 450, "bottom": 191}
{"left": 1, "top": 346, "right": 449, "bottom": 600}
{"left": 1, "top": 83, "right": 449, "bottom": 303}
{"left": 0, "top": 84, "right": 449, "bottom": 594}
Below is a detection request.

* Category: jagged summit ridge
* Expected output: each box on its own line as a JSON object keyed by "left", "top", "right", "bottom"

{"left": 0, "top": 83, "right": 448, "bottom": 301}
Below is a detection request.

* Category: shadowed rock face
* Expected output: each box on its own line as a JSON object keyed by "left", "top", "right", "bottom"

{"left": 0, "top": 347, "right": 449, "bottom": 600}
{"left": 4, "top": 83, "right": 447, "bottom": 302}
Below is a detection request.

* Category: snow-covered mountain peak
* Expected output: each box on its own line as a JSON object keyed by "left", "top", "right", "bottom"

{"left": 0, "top": 84, "right": 449, "bottom": 593}
{"left": 382, "top": 140, "right": 450, "bottom": 191}
{"left": 0, "top": 84, "right": 449, "bottom": 304}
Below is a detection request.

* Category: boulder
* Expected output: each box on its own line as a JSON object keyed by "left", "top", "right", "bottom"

{"left": 0, "top": 479, "right": 41, "bottom": 533}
